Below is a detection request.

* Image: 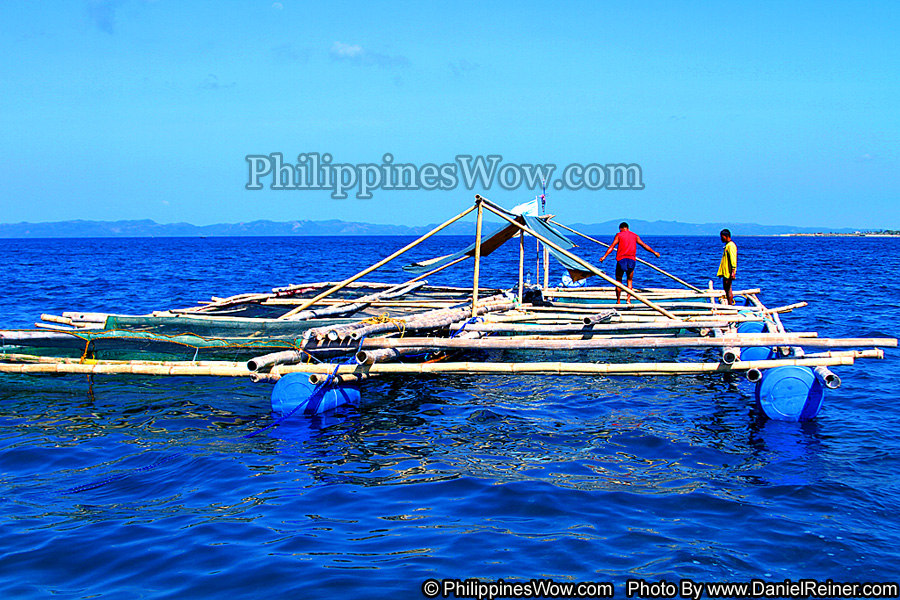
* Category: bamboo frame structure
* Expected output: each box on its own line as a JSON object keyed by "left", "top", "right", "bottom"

{"left": 0, "top": 195, "right": 895, "bottom": 410}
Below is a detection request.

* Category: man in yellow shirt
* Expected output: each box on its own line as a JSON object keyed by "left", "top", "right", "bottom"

{"left": 717, "top": 229, "right": 737, "bottom": 305}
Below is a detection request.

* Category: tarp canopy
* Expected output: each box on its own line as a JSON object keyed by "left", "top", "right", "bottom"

{"left": 402, "top": 211, "right": 594, "bottom": 282}
{"left": 401, "top": 220, "right": 520, "bottom": 274}
{"left": 522, "top": 215, "right": 593, "bottom": 281}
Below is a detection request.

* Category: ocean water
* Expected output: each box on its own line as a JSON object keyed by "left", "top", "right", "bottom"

{"left": 1, "top": 234, "right": 899, "bottom": 599}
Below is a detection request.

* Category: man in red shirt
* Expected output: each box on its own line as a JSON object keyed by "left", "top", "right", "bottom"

{"left": 599, "top": 222, "right": 660, "bottom": 304}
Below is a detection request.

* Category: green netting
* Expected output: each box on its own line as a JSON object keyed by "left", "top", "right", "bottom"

{"left": 0, "top": 329, "right": 309, "bottom": 362}
{"left": 105, "top": 315, "right": 354, "bottom": 337}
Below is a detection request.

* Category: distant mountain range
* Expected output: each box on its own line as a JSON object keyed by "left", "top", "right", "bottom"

{"left": 0, "top": 218, "right": 860, "bottom": 238}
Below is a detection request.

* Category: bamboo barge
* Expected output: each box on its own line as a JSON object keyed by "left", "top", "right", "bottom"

{"left": 0, "top": 196, "right": 895, "bottom": 421}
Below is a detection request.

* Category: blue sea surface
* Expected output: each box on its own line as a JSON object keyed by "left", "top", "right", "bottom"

{"left": 1, "top": 234, "right": 899, "bottom": 599}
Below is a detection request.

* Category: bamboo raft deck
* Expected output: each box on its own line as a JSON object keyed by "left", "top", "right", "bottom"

{"left": 1, "top": 196, "right": 896, "bottom": 420}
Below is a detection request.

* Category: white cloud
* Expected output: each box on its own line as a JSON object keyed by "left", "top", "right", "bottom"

{"left": 331, "top": 41, "right": 364, "bottom": 58}
{"left": 329, "top": 41, "right": 409, "bottom": 68}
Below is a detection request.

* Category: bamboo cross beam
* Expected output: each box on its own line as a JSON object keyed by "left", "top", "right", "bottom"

{"left": 476, "top": 196, "right": 680, "bottom": 320}
{"left": 0, "top": 355, "right": 861, "bottom": 378}
{"left": 549, "top": 219, "right": 704, "bottom": 293}
{"left": 264, "top": 299, "right": 459, "bottom": 309}
{"left": 542, "top": 288, "right": 762, "bottom": 299}
{"left": 279, "top": 204, "right": 477, "bottom": 318}
{"left": 348, "top": 334, "right": 898, "bottom": 351}
{"left": 1, "top": 349, "right": 873, "bottom": 365}
{"left": 446, "top": 319, "right": 763, "bottom": 335}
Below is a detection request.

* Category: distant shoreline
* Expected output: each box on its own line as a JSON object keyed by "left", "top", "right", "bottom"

{"left": 777, "top": 232, "right": 900, "bottom": 237}
{"left": 1, "top": 218, "right": 896, "bottom": 238}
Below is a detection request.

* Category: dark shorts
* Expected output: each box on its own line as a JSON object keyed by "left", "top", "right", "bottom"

{"left": 616, "top": 258, "right": 636, "bottom": 275}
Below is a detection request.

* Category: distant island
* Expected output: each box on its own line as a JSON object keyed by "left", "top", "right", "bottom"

{"left": 780, "top": 230, "right": 900, "bottom": 237}
{"left": 0, "top": 218, "right": 890, "bottom": 238}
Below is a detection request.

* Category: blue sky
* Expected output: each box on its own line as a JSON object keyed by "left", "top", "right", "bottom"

{"left": 1, "top": 1, "right": 897, "bottom": 228}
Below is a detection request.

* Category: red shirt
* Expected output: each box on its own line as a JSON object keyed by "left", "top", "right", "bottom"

{"left": 615, "top": 230, "right": 637, "bottom": 260}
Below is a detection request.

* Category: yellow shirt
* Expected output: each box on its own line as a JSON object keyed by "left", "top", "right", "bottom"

{"left": 717, "top": 241, "right": 737, "bottom": 278}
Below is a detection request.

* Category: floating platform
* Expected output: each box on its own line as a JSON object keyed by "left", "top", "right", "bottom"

{"left": 1, "top": 196, "right": 895, "bottom": 421}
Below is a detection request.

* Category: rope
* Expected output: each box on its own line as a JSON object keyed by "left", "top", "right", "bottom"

{"left": 63, "top": 451, "right": 185, "bottom": 494}
{"left": 240, "top": 364, "right": 340, "bottom": 438}
{"left": 79, "top": 339, "right": 93, "bottom": 363}
{"left": 450, "top": 316, "right": 483, "bottom": 338}
{"left": 360, "top": 312, "right": 407, "bottom": 337}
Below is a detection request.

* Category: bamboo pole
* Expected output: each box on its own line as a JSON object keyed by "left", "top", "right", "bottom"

{"left": 472, "top": 199, "right": 484, "bottom": 319}
{"left": 247, "top": 350, "right": 305, "bottom": 372}
{"left": 813, "top": 366, "right": 842, "bottom": 388}
{"left": 552, "top": 301, "right": 747, "bottom": 312}
{"left": 280, "top": 204, "right": 477, "bottom": 318}
{"left": 355, "top": 347, "right": 434, "bottom": 365}
{"left": 283, "top": 280, "right": 428, "bottom": 321}
{"left": 746, "top": 292, "right": 794, "bottom": 356}
{"left": 446, "top": 319, "right": 759, "bottom": 335}
{"left": 543, "top": 245, "right": 550, "bottom": 289}
{"left": 518, "top": 303, "right": 789, "bottom": 317}
{"left": 348, "top": 298, "right": 515, "bottom": 341}
{"left": 264, "top": 299, "right": 459, "bottom": 309}
{"left": 583, "top": 310, "right": 618, "bottom": 325}
{"left": 803, "top": 349, "right": 883, "bottom": 360}
{"left": 0, "top": 353, "right": 249, "bottom": 367}
{"left": 518, "top": 232, "right": 525, "bottom": 303}
{"left": 549, "top": 219, "right": 704, "bottom": 293}
{"left": 479, "top": 309, "right": 782, "bottom": 326}
{"left": 0, "top": 355, "right": 861, "bottom": 378}
{"left": 308, "top": 372, "right": 371, "bottom": 386}
{"left": 349, "top": 334, "right": 896, "bottom": 351}
{"left": 40, "top": 314, "right": 75, "bottom": 326}
{"left": 301, "top": 294, "right": 513, "bottom": 343}
{"left": 482, "top": 312, "right": 766, "bottom": 325}
{"left": 543, "top": 288, "right": 762, "bottom": 299}
{"left": 6, "top": 350, "right": 879, "bottom": 366}
{"left": 358, "top": 322, "right": 486, "bottom": 365}
{"left": 477, "top": 196, "right": 680, "bottom": 320}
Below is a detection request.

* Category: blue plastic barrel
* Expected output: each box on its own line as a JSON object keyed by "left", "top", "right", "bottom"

{"left": 738, "top": 321, "right": 775, "bottom": 362}
{"left": 755, "top": 366, "right": 824, "bottom": 421}
{"left": 271, "top": 373, "right": 361, "bottom": 416}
